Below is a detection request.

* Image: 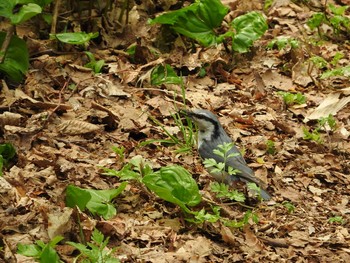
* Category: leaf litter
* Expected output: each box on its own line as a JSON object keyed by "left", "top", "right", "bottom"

{"left": 1, "top": 0, "right": 350, "bottom": 262}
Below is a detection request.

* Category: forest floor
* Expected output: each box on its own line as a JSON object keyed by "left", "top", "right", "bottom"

{"left": 1, "top": 0, "right": 350, "bottom": 262}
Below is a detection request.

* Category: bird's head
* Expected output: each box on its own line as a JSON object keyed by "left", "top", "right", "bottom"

{"left": 182, "top": 109, "right": 221, "bottom": 145}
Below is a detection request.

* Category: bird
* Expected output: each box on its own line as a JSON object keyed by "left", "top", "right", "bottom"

{"left": 184, "top": 109, "right": 271, "bottom": 200}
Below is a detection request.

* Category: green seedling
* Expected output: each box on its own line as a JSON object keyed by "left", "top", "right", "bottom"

{"left": 282, "top": 201, "right": 295, "bottom": 213}
{"left": 302, "top": 127, "right": 322, "bottom": 144}
{"left": 0, "top": 143, "right": 16, "bottom": 176}
{"left": 102, "top": 155, "right": 152, "bottom": 182}
{"left": 318, "top": 114, "right": 337, "bottom": 131}
{"left": 267, "top": 36, "right": 299, "bottom": 50}
{"left": 224, "top": 210, "right": 259, "bottom": 228}
{"left": 111, "top": 145, "right": 125, "bottom": 162}
{"left": 321, "top": 65, "right": 350, "bottom": 79}
{"left": 187, "top": 206, "right": 221, "bottom": 224}
{"left": 149, "top": 0, "right": 267, "bottom": 53}
{"left": 266, "top": 140, "right": 276, "bottom": 155}
{"left": 67, "top": 228, "right": 120, "bottom": 263}
{"left": 278, "top": 91, "right": 306, "bottom": 106}
{"left": 328, "top": 216, "right": 345, "bottom": 224}
{"left": 84, "top": 51, "right": 105, "bottom": 74}
{"left": 307, "top": 3, "right": 350, "bottom": 38}
{"left": 309, "top": 56, "right": 328, "bottom": 69}
{"left": 17, "top": 236, "right": 63, "bottom": 263}
{"left": 203, "top": 142, "right": 241, "bottom": 179}
{"left": 204, "top": 143, "right": 264, "bottom": 201}
{"left": 65, "top": 183, "right": 127, "bottom": 220}
{"left": 210, "top": 182, "right": 246, "bottom": 202}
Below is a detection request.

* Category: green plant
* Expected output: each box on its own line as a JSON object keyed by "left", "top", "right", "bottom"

{"left": 203, "top": 142, "right": 240, "bottom": 179}
{"left": 266, "top": 140, "right": 276, "bottom": 155}
{"left": 0, "top": 0, "right": 52, "bottom": 81}
{"left": 84, "top": 51, "right": 105, "bottom": 73}
{"left": 267, "top": 36, "right": 299, "bottom": 50}
{"left": 143, "top": 165, "right": 202, "bottom": 214}
{"left": 187, "top": 206, "right": 221, "bottom": 224}
{"left": 49, "top": 32, "right": 99, "bottom": 47}
{"left": 328, "top": 216, "right": 345, "bottom": 224}
{"left": 277, "top": 91, "right": 306, "bottom": 106}
{"left": 307, "top": 3, "right": 350, "bottom": 38}
{"left": 65, "top": 182, "right": 127, "bottom": 219}
{"left": 282, "top": 201, "right": 295, "bottom": 213}
{"left": 0, "top": 0, "right": 43, "bottom": 25}
{"left": 141, "top": 110, "right": 195, "bottom": 153}
{"left": 224, "top": 210, "right": 259, "bottom": 228}
{"left": 111, "top": 145, "right": 125, "bottom": 162}
{"left": 303, "top": 114, "right": 337, "bottom": 144}
{"left": 0, "top": 143, "right": 16, "bottom": 176}
{"left": 210, "top": 182, "right": 246, "bottom": 202}
{"left": 67, "top": 228, "right": 119, "bottom": 263}
{"left": 149, "top": 0, "right": 267, "bottom": 53}
{"left": 151, "top": 64, "right": 183, "bottom": 85}
{"left": 17, "top": 236, "right": 63, "bottom": 263}
{"left": 320, "top": 65, "right": 350, "bottom": 79}
{"left": 103, "top": 155, "right": 202, "bottom": 214}
{"left": 318, "top": 114, "right": 337, "bottom": 131}
{"left": 302, "top": 126, "right": 322, "bottom": 144}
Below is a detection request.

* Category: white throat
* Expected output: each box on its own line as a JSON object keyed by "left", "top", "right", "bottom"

{"left": 197, "top": 122, "right": 214, "bottom": 149}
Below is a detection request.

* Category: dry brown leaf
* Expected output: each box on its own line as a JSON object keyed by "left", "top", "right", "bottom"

{"left": 58, "top": 120, "right": 101, "bottom": 135}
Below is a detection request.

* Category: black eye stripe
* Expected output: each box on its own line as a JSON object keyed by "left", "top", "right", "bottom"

{"left": 189, "top": 112, "right": 220, "bottom": 139}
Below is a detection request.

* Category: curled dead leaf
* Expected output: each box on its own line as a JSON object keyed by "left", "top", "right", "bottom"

{"left": 58, "top": 120, "right": 101, "bottom": 135}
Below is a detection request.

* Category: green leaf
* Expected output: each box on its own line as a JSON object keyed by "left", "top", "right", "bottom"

{"left": 65, "top": 185, "right": 92, "bottom": 210}
{"left": 150, "top": 0, "right": 229, "bottom": 47}
{"left": 231, "top": 11, "right": 268, "bottom": 53}
{"left": 66, "top": 183, "right": 127, "bottom": 219}
{"left": 191, "top": 206, "right": 221, "bottom": 223}
{"left": 10, "top": 3, "right": 42, "bottom": 24}
{"left": 39, "top": 242, "right": 61, "bottom": 263}
{"left": 151, "top": 64, "right": 182, "bottom": 85}
{"left": 17, "top": 244, "right": 41, "bottom": 257}
{"left": 0, "top": 1, "right": 42, "bottom": 24}
{"left": 321, "top": 65, "right": 350, "bottom": 79}
{"left": 0, "top": 32, "right": 29, "bottom": 82}
{"left": 307, "top": 13, "right": 325, "bottom": 30}
{"left": 328, "top": 4, "right": 348, "bottom": 16}
{"left": 50, "top": 32, "right": 99, "bottom": 45}
{"left": 142, "top": 165, "right": 201, "bottom": 212}
{"left": 85, "top": 183, "right": 127, "bottom": 219}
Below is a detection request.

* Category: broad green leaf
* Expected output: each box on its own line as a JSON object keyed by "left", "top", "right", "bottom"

{"left": 142, "top": 165, "right": 201, "bottom": 212}
{"left": 0, "top": 32, "right": 29, "bottom": 82}
{"left": 231, "top": 11, "right": 268, "bottom": 53}
{"left": 65, "top": 185, "right": 92, "bottom": 210}
{"left": 66, "top": 183, "right": 127, "bottom": 219}
{"left": 50, "top": 32, "right": 99, "bottom": 45}
{"left": 17, "top": 243, "right": 41, "bottom": 257}
{"left": 151, "top": 64, "right": 182, "bottom": 85}
{"left": 10, "top": 3, "right": 42, "bottom": 24}
{"left": 0, "top": 1, "right": 42, "bottom": 24}
{"left": 40, "top": 236, "right": 63, "bottom": 263}
{"left": 150, "top": 0, "right": 229, "bottom": 47}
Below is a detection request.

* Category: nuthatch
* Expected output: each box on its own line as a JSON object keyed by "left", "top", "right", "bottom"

{"left": 185, "top": 109, "right": 271, "bottom": 200}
